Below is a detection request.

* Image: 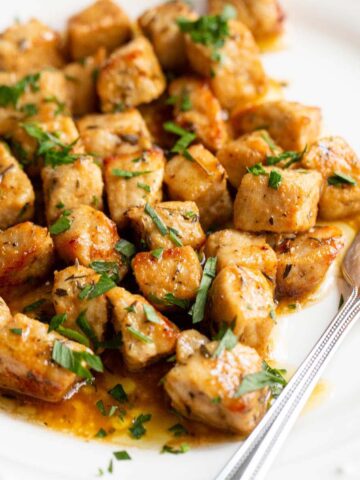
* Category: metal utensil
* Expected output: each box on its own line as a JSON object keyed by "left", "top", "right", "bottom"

{"left": 215, "top": 231, "right": 360, "bottom": 480}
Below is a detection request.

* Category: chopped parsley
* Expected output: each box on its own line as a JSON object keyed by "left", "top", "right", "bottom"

{"left": 163, "top": 293, "right": 190, "bottom": 310}
{"left": 168, "top": 423, "right": 189, "bottom": 437}
{"left": 95, "top": 428, "right": 107, "bottom": 438}
{"left": 9, "top": 328, "right": 22, "bottom": 335}
{"left": 20, "top": 103, "right": 38, "bottom": 117}
{"left": 137, "top": 182, "right": 151, "bottom": 193}
{"left": 44, "top": 95, "right": 66, "bottom": 116}
{"left": 76, "top": 311, "right": 99, "bottom": 348}
{"left": 49, "top": 210, "right": 72, "bottom": 235}
{"left": 247, "top": 163, "right": 266, "bottom": 176}
{"left": 78, "top": 274, "right": 116, "bottom": 300}
{"left": 143, "top": 303, "right": 162, "bottom": 324}
{"left": 163, "top": 121, "right": 196, "bottom": 160}
{"left": 126, "top": 326, "right": 153, "bottom": 344}
{"left": 48, "top": 313, "right": 67, "bottom": 332}
{"left": 235, "top": 361, "right": 287, "bottom": 398}
{"left": 112, "top": 168, "right": 152, "bottom": 179}
{"left": 150, "top": 247, "right": 164, "bottom": 259}
{"left": 23, "top": 298, "right": 46, "bottom": 313}
{"left": 212, "top": 327, "right": 237, "bottom": 358}
{"left": 192, "top": 257, "right": 217, "bottom": 324}
{"left": 266, "top": 148, "right": 306, "bottom": 168}
{"left": 168, "top": 227, "right": 183, "bottom": 246}
{"left": 268, "top": 170, "right": 282, "bottom": 189}
{"left": 108, "top": 384, "right": 128, "bottom": 404}
{"left": 177, "top": 6, "right": 236, "bottom": 63}
{"left": 327, "top": 172, "right": 357, "bottom": 187}
{"left": 115, "top": 239, "right": 136, "bottom": 263}
{"left": 21, "top": 122, "right": 80, "bottom": 167}
{"left": 161, "top": 443, "right": 190, "bottom": 454}
{"left": 52, "top": 340, "right": 103, "bottom": 380}
{"left": 0, "top": 72, "right": 40, "bottom": 108}
{"left": 144, "top": 202, "right": 168, "bottom": 235}
{"left": 129, "top": 413, "right": 152, "bottom": 439}
{"left": 89, "top": 260, "right": 120, "bottom": 283}
{"left": 166, "top": 91, "right": 192, "bottom": 112}
{"left": 113, "top": 450, "right": 131, "bottom": 460}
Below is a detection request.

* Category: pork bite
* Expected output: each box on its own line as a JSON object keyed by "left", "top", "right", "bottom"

{"left": 271, "top": 225, "right": 344, "bottom": 298}
{"left": 232, "top": 101, "right": 322, "bottom": 151}
{"left": 164, "top": 144, "right": 232, "bottom": 230}
{"left": 132, "top": 246, "right": 202, "bottom": 311}
{"left": 104, "top": 148, "right": 165, "bottom": 229}
{"left": 52, "top": 265, "right": 109, "bottom": 346}
{"left": 64, "top": 48, "right": 106, "bottom": 116}
{"left": 52, "top": 205, "right": 128, "bottom": 281}
{"left": 234, "top": 167, "right": 322, "bottom": 233}
{"left": 77, "top": 109, "right": 152, "bottom": 159}
{"left": 301, "top": 136, "right": 360, "bottom": 220}
{"left": 0, "top": 222, "right": 54, "bottom": 287}
{"left": 67, "top": 0, "right": 131, "bottom": 60}
{"left": 42, "top": 156, "right": 104, "bottom": 224}
{"left": 183, "top": 17, "right": 267, "bottom": 110}
{"left": 127, "top": 201, "right": 206, "bottom": 250}
{"left": 0, "top": 19, "right": 64, "bottom": 74}
{"left": 217, "top": 130, "right": 282, "bottom": 188}
{"left": 0, "top": 142, "right": 34, "bottom": 229}
{"left": 0, "top": 308, "right": 93, "bottom": 402}
{"left": 106, "top": 287, "right": 179, "bottom": 371}
{"left": 168, "top": 76, "right": 228, "bottom": 152}
{"left": 208, "top": 0, "right": 285, "bottom": 41}
{"left": 208, "top": 265, "right": 275, "bottom": 356}
{"left": 164, "top": 335, "right": 268, "bottom": 434}
{"left": 175, "top": 329, "right": 209, "bottom": 363}
{"left": 205, "top": 229, "right": 277, "bottom": 281}
{"left": 97, "top": 37, "right": 166, "bottom": 112}
{"left": 138, "top": 0, "right": 197, "bottom": 71}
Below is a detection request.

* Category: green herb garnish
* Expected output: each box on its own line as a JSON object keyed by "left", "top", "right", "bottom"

{"left": 23, "top": 298, "right": 45, "bottom": 313}
{"left": 112, "top": 169, "right": 152, "bottom": 179}
{"left": 247, "top": 163, "right": 266, "bottom": 176}
{"left": 137, "top": 182, "right": 151, "bottom": 193}
{"left": 108, "top": 384, "right": 128, "bottom": 404}
{"left": 143, "top": 303, "right": 162, "bottom": 324}
{"left": 266, "top": 148, "right": 305, "bottom": 168}
{"left": 328, "top": 172, "right": 357, "bottom": 187}
{"left": 126, "top": 326, "right": 153, "bottom": 344}
{"left": 113, "top": 450, "right": 131, "bottom": 460}
{"left": 235, "top": 361, "right": 287, "bottom": 398}
{"left": 150, "top": 248, "right": 164, "bottom": 259}
{"left": 89, "top": 260, "right": 120, "bottom": 283}
{"left": 48, "top": 313, "right": 67, "bottom": 332}
{"left": 144, "top": 202, "right": 168, "bottom": 235}
{"left": 115, "top": 239, "right": 136, "bottom": 263}
{"left": 163, "top": 121, "right": 196, "bottom": 159}
{"left": 95, "top": 428, "right": 107, "bottom": 438}
{"left": 268, "top": 170, "right": 282, "bottom": 189}
{"left": 168, "top": 423, "right": 189, "bottom": 437}
{"left": 78, "top": 274, "right": 116, "bottom": 300}
{"left": 49, "top": 210, "right": 72, "bottom": 235}
{"left": 161, "top": 443, "right": 190, "bottom": 454}
{"left": 192, "top": 257, "right": 217, "bottom": 324}
{"left": 0, "top": 73, "right": 40, "bottom": 108}
{"left": 52, "top": 340, "right": 103, "bottom": 379}
{"left": 9, "top": 328, "right": 22, "bottom": 335}
{"left": 212, "top": 327, "right": 237, "bottom": 358}
{"left": 129, "top": 413, "right": 152, "bottom": 439}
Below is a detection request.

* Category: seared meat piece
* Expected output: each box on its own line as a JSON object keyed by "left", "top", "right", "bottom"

{"left": 0, "top": 19, "right": 64, "bottom": 74}
{"left": 77, "top": 110, "right": 152, "bottom": 159}
{"left": 168, "top": 76, "right": 228, "bottom": 151}
{"left": 302, "top": 136, "right": 360, "bottom": 220}
{"left": 271, "top": 226, "right": 344, "bottom": 298}
{"left": 67, "top": 0, "right": 131, "bottom": 60}
{"left": 104, "top": 148, "right": 164, "bottom": 229}
{"left": 52, "top": 205, "right": 128, "bottom": 281}
{"left": 0, "top": 222, "right": 54, "bottom": 287}
{"left": 0, "top": 301, "right": 90, "bottom": 402}
{"left": 176, "top": 329, "right": 209, "bottom": 363}
{"left": 97, "top": 37, "right": 166, "bottom": 112}
{"left": 184, "top": 19, "right": 267, "bottom": 110}
{"left": 52, "top": 265, "right": 109, "bottom": 344}
{"left": 127, "top": 201, "right": 206, "bottom": 250}
{"left": 64, "top": 48, "right": 106, "bottom": 116}
{"left": 217, "top": 130, "right": 282, "bottom": 188}
{"left": 164, "top": 337, "right": 268, "bottom": 433}
{"left": 208, "top": 0, "right": 285, "bottom": 41}
{"left": 0, "top": 142, "right": 34, "bottom": 229}
{"left": 209, "top": 265, "right": 275, "bottom": 356}
{"left": 234, "top": 167, "right": 322, "bottom": 233}
{"left": 42, "top": 156, "right": 104, "bottom": 224}
{"left": 232, "top": 101, "right": 321, "bottom": 151}
{"left": 164, "top": 144, "right": 232, "bottom": 230}
{"left": 132, "top": 246, "right": 202, "bottom": 311}
{"left": 205, "top": 229, "right": 277, "bottom": 281}
{"left": 138, "top": 0, "right": 197, "bottom": 71}
{"left": 106, "top": 287, "right": 179, "bottom": 371}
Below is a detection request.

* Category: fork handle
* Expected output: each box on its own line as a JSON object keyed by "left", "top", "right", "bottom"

{"left": 214, "top": 288, "right": 360, "bottom": 480}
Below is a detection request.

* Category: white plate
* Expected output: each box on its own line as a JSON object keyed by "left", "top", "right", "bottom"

{"left": 0, "top": 1, "right": 360, "bottom": 479}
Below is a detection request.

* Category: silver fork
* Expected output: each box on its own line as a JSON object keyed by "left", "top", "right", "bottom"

{"left": 214, "top": 231, "right": 360, "bottom": 480}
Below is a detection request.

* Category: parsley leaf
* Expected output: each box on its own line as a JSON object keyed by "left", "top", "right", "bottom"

{"left": 150, "top": 248, "right": 164, "bottom": 259}
{"left": 163, "top": 121, "right": 196, "bottom": 159}
{"left": 235, "top": 361, "right": 287, "bottom": 398}
{"left": 9, "top": 328, "right": 22, "bottom": 335}
{"left": 328, "top": 172, "right": 357, "bottom": 187}
{"left": 192, "top": 257, "right": 217, "bottom": 324}
{"left": 112, "top": 169, "right": 153, "bottom": 178}
{"left": 52, "top": 340, "right": 103, "bottom": 379}
{"left": 247, "top": 163, "right": 267, "bottom": 176}
{"left": 113, "top": 450, "right": 131, "bottom": 460}
{"left": 144, "top": 202, "right": 168, "bottom": 235}
{"left": 163, "top": 293, "right": 190, "bottom": 310}
{"left": 143, "top": 303, "right": 162, "bottom": 324}
{"left": 126, "top": 326, "right": 153, "bottom": 344}
{"left": 266, "top": 148, "right": 306, "bottom": 168}
{"left": 48, "top": 313, "right": 67, "bottom": 332}
{"left": 23, "top": 298, "right": 46, "bottom": 313}
{"left": 0, "top": 72, "right": 40, "bottom": 108}
{"left": 78, "top": 274, "right": 116, "bottom": 300}
{"left": 49, "top": 210, "right": 72, "bottom": 235}
{"left": 161, "top": 443, "right": 190, "bottom": 454}
{"left": 108, "top": 384, "right": 128, "bottom": 404}
{"left": 129, "top": 413, "right": 152, "bottom": 439}
{"left": 268, "top": 170, "right": 282, "bottom": 189}
{"left": 89, "top": 261, "right": 120, "bottom": 283}
{"left": 137, "top": 182, "right": 151, "bottom": 193}
{"left": 115, "top": 239, "right": 136, "bottom": 263}
{"left": 212, "top": 327, "right": 237, "bottom": 358}
{"left": 76, "top": 310, "right": 99, "bottom": 348}
{"left": 168, "top": 423, "right": 189, "bottom": 437}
